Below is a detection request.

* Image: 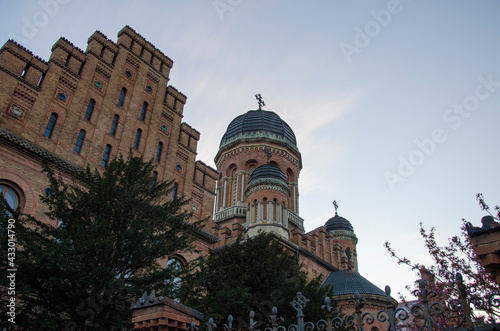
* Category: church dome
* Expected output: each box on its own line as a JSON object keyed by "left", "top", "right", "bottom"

{"left": 245, "top": 164, "right": 290, "bottom": 195}
{"left": 325, "top": 213, "right": 354, "bottom": 232}
{"left": 220, "top": 109, "right": 297, "bottom": 148}
{"left": 248, "top": 164, "right": 287, "bottom": 184}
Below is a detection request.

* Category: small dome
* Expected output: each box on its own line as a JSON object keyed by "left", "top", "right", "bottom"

{"left": 220, "top": 109, "right": 297, "bottom": 147}
{"left": 248, "top": 164, "right": 287, "bottom": 184}
{"left": 325, "top": 213, "right": 354, "bottom": 232}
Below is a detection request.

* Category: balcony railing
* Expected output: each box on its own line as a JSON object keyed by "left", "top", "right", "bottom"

{"left": 288, "top": 210, "right": 304, "bottom": 230}
{"left": 214, "top": 206, "right": 247, "bottom": 222}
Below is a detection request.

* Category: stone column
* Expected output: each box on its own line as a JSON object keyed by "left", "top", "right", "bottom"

{"left": 267, "top": 201, "right": 274, "bottom": 221}
{"left": 283, "top": 206, "right": 288, "bottom": 228}
{"left": 222, "top": 177, "right": 228, "bottom": 208}
{"left": 276, "top": 202, "right": 282, "bottom": 224}
{"left": 290, "top": 183, "right": 298, "bottom": 213}
{"left": 250, "top": 203, "right": 256, "bottom": 224}
{"left": 240, "top": 172, "right": 245, "bottom": 202}
{"left": 215, "top": 185, "right": 220, "bottom": 212}
{"left": 256, "top": 201, "right": 263, "bottom": 222}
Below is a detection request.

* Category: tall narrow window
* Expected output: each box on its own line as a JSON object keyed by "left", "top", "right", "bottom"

{"left": 151, "top": 171, "right": 158, "bottom": 188}
{"left": 21, "top": 63, "right": 30, "bottom": 77}
{"left": 37, "top": 73, "right": 45, "bottom": 87}
{"left": 74, "top": 129, "right": 86, "bottom": 154}
{"left": 110, "top": 114, "right": 119, "bottom": 136}
{"left": 165, "top": 258, "right": 183, "bottom": 299}
{"left": 172, "top": 183, "right": 178, "bottom": 201}
{"left": 117, "top": 87, "right": 127, "bottom": 107}
{"left": 155, "top": 142, "right": 163, "bottom": 162}
{"left": 84, "top": 99, "right": 95, "bottom": 121}
{"left": 133, "top": 129, "right": 142, "bottom": 150}
{"left": 43, "top": 113, "right": 58, "bottom": 138}
{"left": 140, "top": 101, "right": 147, "bottom": 121}
{"left": 101, "top": 144, "right": 112, "bottom": 168}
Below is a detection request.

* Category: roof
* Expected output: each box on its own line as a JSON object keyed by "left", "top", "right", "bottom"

{"left": 248, "top": 164, "right": 287, "bottom": 184}
{"left": 323, "top": 270, "right": 387, "bottom": 297}
{"left": 220, "top": 109, "right": 297, "bottom": 147}
{"left": 325, "top": 213, "right": 354, "bottom": 232}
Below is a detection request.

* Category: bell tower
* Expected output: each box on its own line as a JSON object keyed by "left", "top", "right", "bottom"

{"left": 213, "top": 96, "right": 303, "bottom": 243}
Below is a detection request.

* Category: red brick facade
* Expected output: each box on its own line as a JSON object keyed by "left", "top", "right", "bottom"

{"left": 0, "top": 26, "right": 218, "bottom": 250}
{"left": 0, "top": 26, "right": 377, "bottom": 327}
{"left": 212, "top": 118, "right": 358, "bottom": 282}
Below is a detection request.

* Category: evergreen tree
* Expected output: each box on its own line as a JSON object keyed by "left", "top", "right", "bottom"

{"left": 0, "top": 154, "right": 201, "bottom": 330}
{"left": 181, "top": 232, "right": 335, "bottom": 328}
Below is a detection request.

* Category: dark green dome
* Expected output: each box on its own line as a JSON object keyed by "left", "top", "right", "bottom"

{"left": 325, "top": 214, "right": 354, "bottom": 232}
{"left": 220, "top": 110, "right": 297, "bottom": 147}
{"left": 248, "top": 164, "right": 287, "bottom": 184}
{"left": 323, "top": 270, "right": 388, "bottom": 297}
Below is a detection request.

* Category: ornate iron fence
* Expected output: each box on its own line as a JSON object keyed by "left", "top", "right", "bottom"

{"left": 183, "top": 273, "right": 500, "bottom": 331}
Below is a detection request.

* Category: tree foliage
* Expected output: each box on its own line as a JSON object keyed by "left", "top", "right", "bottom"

{"left": 0, "top": 154, "right": 201, "bottom": 330}
{"left": 384, "top": 194, "right": 500, "bottom": 325}
{"left": 181, "top": 232, "right": 335, "bottom": 327}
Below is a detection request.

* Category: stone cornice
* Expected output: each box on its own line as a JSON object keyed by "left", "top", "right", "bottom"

{"left": 215, "top": 143, "right": 302, "bottom": 171}
{"left": 245, "top": 178, "right": 290, "bottom": 197}
{"left": 329, "top": 229, "right": 358, "bottom": 243}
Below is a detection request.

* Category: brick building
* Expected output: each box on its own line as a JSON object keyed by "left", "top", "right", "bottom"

{"left": 0, "top": 26, "right": 219, "bottom": 264}
{"left": 0, "top": 26, "right": 389, "bottom": 328}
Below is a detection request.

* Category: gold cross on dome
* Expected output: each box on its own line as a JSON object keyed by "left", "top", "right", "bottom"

{"left": 255, "top": 94, "right": 265, "bottom": 110}
{"left": 333, "top": 200, "right": 338, "bottom": 215}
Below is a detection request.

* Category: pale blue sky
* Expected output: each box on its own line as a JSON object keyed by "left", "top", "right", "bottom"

{"left": 1, "top": 0, "right": 499, "bottom": 300}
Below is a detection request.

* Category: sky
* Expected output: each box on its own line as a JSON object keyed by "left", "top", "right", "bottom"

{"left": 1, "top": 0, "right": 499, "bottom": 302}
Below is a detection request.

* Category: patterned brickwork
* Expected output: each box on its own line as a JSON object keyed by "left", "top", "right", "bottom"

{"left": 0, "top": 27, "right": 218, "bottom": 260}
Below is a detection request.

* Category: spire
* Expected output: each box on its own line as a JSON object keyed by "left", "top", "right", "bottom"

{"left": 333, "top": 200, "right": 339, "bottom": 216}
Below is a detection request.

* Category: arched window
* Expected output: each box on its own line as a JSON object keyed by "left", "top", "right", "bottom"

{"left": 172, "top": 183, "right": 178, "bottom": 201}
{"left": 43, "top": 113, "right": 58, "bottom": 138}
{"left": 1, "top": 185, "right": 20, "bottom": 211}
{"left": 110, "top": 114, "right": 119, "bottom": 136}
{"left": 84, "top": 99, "right": 95, "bottom": 121}
{"left": 155, "top": 142, "right": 163, "bottom": 162}
{"left": 133, "top": 129, "right": 142, "bottom": 150}
{"left": 140, "top": 101, "right": 147, "bottom": 121}
{"left": 166, "top": 258, "right": 183, "bottom": 299}
{"left": 74, "top": 129, "right": 86, "bottom": 154}
{"left": 117, "top": 87, "right": 127, "bottom": 107}
{"left": 101, "top": 144, "right": 112, "bottom": 168}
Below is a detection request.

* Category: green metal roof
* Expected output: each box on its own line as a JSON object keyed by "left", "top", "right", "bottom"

{"left": 220, "top": 109, "right": 297, "bottom": 147}
{"left": 323, "top": 270, "right": 387, "bottom": 297}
